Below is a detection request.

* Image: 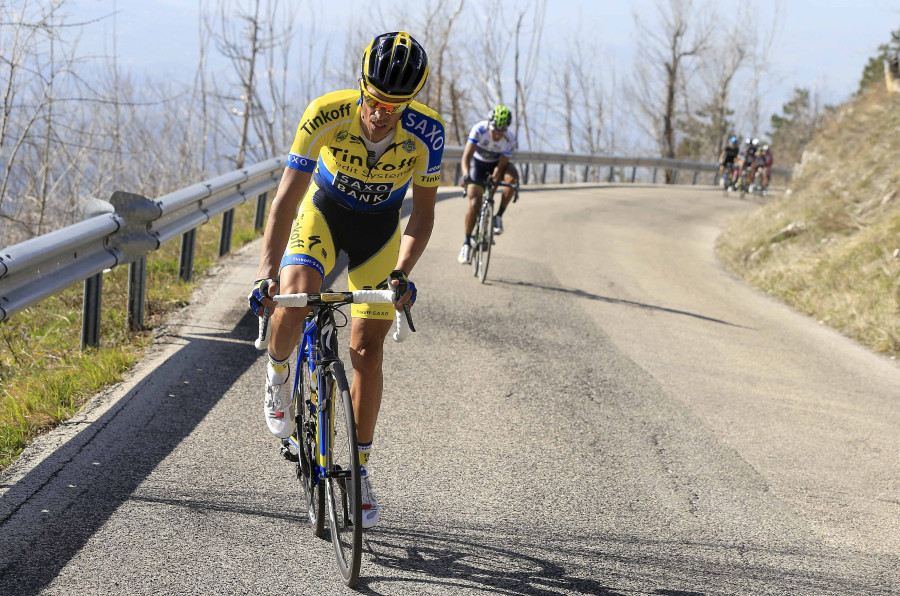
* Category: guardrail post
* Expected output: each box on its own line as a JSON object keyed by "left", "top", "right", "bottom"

{"left": 454, "top": 163, "right": 462, "bottom": 185}
{"left": 692, "top": 171, "right": 699, "bottom": 185}
{"left": 608, "top": 166, "right": 615, "bottom": 183}
{"left": 128, "top": 256, "right": 147, "bottom": 331}
{"left": 254, "top": 191, "right": 267, "bottom": 232}
{"left": 523, "top": 163, "right": 530, "bottom": 185}
{"left": 671, "top": 170, "right": 679, "bottom": 184}
{"left": 107, "top": 190, "right": 162, "bottom": 336}
{"left": 219, "top": 208, "right": 234, "bottom": 256}
{"left": 559, "top": 165, "right": 564, "bottom": 184}
{"left": 631, "top": 166, "right": 637, "bottom": 183}
{"left": 652, "top": 168, "right": 658, "bottom": 183}
{"left": 583, "top": 166, "right": 590, "bottom": 182}
{"left": 541, "top": 163, "right": 547, "bottom": 184}
{"left": 180, "top": 229, "right": 196, "bottom": 282}
{"left": 82, "top": 273, "right": 102, "bottom": 349}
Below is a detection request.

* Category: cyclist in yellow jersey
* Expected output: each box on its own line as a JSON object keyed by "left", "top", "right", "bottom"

{"left": 249, "top": 31, "right": 444, "bottom": 529}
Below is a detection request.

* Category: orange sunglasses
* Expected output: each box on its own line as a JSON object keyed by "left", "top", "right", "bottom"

{"left": 359, "top": 83, "right": 411, "bottom": 115}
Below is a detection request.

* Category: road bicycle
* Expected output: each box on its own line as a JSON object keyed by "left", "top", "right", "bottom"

{"left": 255, "top": 290, "right": 412, "bottom": 587}
{"left": 471, "top": 177, "right": 518, "bottom": 283}
{"left": 737, "top": 165, "right": 751, "bottom": 199}
{"left": 721, "top": 163, "right": 738, "bottom": 196}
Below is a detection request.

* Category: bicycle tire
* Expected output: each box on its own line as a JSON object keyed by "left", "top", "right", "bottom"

{"left": 477, "top": 199, "right": 494, "bottom": 283}
{"left": 294, "top": 351, "right": 325, "bottom": 537}
{"left": 471, "top": 204, "right": 484, "bottom": 277}
{"left": 324, "top": 361, "right": 362, "bottom": 587}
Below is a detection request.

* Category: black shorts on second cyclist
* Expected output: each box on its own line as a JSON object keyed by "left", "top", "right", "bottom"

{"left": 468, "top": 158, "right": 518, "bottom": 189}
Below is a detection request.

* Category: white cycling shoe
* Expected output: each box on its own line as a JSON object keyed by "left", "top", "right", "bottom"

{"left": 264, "top": 363, "right": 295, "bottom": 439}
{"left": 348, "top": 474, "right": 380, "bottom": 529}
{"left": 457, "top": 242, "right": 472, "bottom": 264}
{"left": 492, "top": 215, "right": 504, "bottom": 235}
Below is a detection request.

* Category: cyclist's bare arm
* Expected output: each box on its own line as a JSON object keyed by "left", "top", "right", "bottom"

{"left": 394, "top": 183, "right": 435, "bottom": 308}
{"left": 493, "top": 155, "right": 510, "bottom": 182}
{"left": 255, "top": 167, "right": 312, "bottom": 308}
{"left": 460, "top": 142, "right": 477, "bottom": 185}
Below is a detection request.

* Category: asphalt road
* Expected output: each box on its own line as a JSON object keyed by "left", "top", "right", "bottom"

{"left": 1, "top": 184, "right": 898, "bottom": 595}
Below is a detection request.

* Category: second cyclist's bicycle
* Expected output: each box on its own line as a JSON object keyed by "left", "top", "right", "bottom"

{"left": 471, "top": 177, "right": 518, "bottom": 283}
{"left": 256, "top": 290, "right": 411, "bottom": 587}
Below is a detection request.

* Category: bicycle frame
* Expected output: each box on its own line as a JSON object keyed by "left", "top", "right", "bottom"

{"left": 286, "top": 307, "right": 341, "bottom": 486}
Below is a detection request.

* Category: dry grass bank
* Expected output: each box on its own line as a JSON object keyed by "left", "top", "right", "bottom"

{"left": 717, "top": 85, "right": 900, "bottom": 359}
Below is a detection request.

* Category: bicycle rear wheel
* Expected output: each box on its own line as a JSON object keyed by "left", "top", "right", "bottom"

{"left": 476, "top": 200, "right": 494, "bottom": 283}
{"left": 293, "top": 353, "right": 325, "bottom": 537}
{"left": 324, "top": 361, "right": 362, "bottom": 587}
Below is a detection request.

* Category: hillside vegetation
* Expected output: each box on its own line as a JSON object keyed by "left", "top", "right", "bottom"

{"left": 717, "top": 85, "right": 900, "bottom": 359}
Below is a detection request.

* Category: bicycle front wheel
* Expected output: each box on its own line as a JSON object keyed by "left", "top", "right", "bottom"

{"left": 293, "top": 353, "right": 325, "bottom": 537}
{"left": 324, "top": 361, "right": 362, "bottom": 587}
{"left": 471, "top": 205, "right": 484, "bottom": 278}
{"left": 476, "top": 200, "right": 494, "bottom": 283}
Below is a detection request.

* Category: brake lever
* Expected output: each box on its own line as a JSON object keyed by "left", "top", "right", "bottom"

{"left": 403, "top": 303, "right": 416, "bottom": 333}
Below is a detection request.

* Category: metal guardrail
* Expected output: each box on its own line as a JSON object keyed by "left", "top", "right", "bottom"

{"left": 0, "top": 148, "right": 791, "bottom": 348}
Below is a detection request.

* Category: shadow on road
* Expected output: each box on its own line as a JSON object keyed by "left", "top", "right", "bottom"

{"left": 353, "top": 526, "right": 882, "bottom": 595}
{"left": 357, "top": 527, "right": 632, "bottom": 596}
{"left": 0, "top": 310, "right": 263, "bottom": 595}
{"left": 491, "top": 278, "right": 750, "bottom": 329}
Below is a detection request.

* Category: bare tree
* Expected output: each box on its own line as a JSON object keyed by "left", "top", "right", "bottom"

{"left": 468, "top": 0, "right": 513, "bottom": 108}
{"left": 207, "top": 0, "right": 302, "bottom": 167}
{"left": 733, "top": 2, "right": 783, "bottom": 138}
{"left": 628, "top": 0, "right": 712, "bottom": 181}
{"left": 676, "top": 23, "right": 748, "bottom": 161}
{"left": 415, "top": 0, "right": 465, "bottom": 115}
{"left": 512, "top": 0, "right": 546, "bottom": 149}
{"left": 0, "top": 0, "right": 89, "bottom": 241}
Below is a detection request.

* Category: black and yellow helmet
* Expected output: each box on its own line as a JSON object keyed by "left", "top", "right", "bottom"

{"left": 360, "top": 31, "right": 429, "bottom": 102}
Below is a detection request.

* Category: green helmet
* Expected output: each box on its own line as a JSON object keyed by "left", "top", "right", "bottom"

{"left": 489, "top": 105, "right": 511, "bottom": 130}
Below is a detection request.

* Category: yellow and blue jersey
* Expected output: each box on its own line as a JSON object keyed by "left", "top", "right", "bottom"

{"left": 287, "top": 89, "right": 445, "bottom": 213}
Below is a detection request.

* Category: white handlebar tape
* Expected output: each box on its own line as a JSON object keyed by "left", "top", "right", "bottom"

{"left": 392, "top": 310, "right": 410, "bottom": 343}
{"left": 270, "top": 294, "right": 310, "bottom": 307}
{"left": 253, "top": 291, "right": 411, "bottom": 348}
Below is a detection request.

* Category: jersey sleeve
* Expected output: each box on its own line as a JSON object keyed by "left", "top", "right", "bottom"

{"left": 287, "top": 91, "right": 354, "bottom": 173}
{"left": 403, "top": 105, "right": 445, "bottom": 187}
{"left": 503, "top": 131, "right": 518, "bottom": 158}
{"left": 467, "top": 121, "right": 487, "bottom": 144}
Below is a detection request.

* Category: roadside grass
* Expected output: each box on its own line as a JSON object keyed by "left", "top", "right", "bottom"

{"left": 0, "top": 199, "right": 266, "bottom": 470}
{"left": 717, "top": 84, "right": 900, "bottom": 359}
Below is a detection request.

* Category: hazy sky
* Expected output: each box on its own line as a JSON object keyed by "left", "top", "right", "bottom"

{"left": 64, "top": 0, "right": 898, "bottom": 141}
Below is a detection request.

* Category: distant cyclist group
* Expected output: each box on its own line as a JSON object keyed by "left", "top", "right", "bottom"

{"left": 718, "top": 135, "right": 774, "bottom": 196}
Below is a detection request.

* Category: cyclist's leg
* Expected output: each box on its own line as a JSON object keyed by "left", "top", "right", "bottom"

{"left": 465, "top": 157, "right": 492, "bottom": 235}
{"left": 347, "top": 317, "right": 392, "bottom": 444}
{"left": 270, "top": 190, "right": 335, "bottom": 361}
{"left": 464, "top": 185, "right": 484, "bottom": 235}
{"left": 335, "top": 208, "right": 400, "bottom": 442}
{"left": 498, "top": 162, "right": 519, "bottom": 213}
{"left": 344, "top": 216, "right": 399, "bottom": 528}
{"left": 263, "top": 189, "right": 337, "bottom": 438}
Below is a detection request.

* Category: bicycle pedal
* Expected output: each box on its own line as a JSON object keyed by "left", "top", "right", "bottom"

{"left": 280, "top": 442, "right": 299, "bottom": 462}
